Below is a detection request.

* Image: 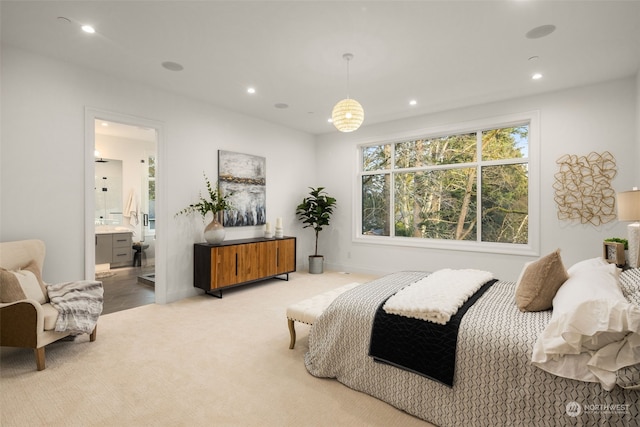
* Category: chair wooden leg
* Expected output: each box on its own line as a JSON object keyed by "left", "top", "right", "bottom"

{"left": 288, "top": 319, "right": 296, "bottom": 349}
{"left": 34, "top": 347, "right": 45, "bottom": 371}
{"left": 90, "top": 326, "right": 97, "bottom": 342}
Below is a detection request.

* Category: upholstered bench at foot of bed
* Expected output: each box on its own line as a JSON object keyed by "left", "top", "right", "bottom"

{"left": 286, "top": 282, "right": 361, "bottom": 349}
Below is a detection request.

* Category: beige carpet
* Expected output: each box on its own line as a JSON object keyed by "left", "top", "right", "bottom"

{"left": 1, "top": 271, "right": 434, "bottom": 427}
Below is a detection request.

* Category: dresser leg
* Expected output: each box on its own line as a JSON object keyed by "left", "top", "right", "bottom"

{"left": 205, "top": 290, "right": 223, "bottom": 298}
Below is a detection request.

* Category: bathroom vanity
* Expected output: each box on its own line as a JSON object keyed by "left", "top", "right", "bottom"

{"left": 96, "top": 231, "right": 133, "bottom": 268}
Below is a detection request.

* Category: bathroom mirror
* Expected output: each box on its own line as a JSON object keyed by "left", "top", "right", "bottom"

{"left": 95, "top": 158, "right": 123, "bottom": 225}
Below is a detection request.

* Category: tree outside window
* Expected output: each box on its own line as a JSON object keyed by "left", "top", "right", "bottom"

{"left": 360, "top": 124, "right": 529, "bottom": 246}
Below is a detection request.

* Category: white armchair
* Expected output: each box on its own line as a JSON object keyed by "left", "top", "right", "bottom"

{"left": 0, "top": 239, "right": 98, "bottom": 370}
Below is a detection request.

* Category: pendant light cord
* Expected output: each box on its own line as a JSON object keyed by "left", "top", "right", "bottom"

{"left": 346, "top": 57, "right": 351, "bottom": 99}
{"left": 343, "top": 53, "right": 354, "bottom": 100}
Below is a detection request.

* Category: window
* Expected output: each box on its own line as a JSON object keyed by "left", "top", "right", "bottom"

{"left": 145, "top": 154, "right": 156, "bottom": 232}
{"left": 358, "top": 113, "right": 538, "bottom": 255}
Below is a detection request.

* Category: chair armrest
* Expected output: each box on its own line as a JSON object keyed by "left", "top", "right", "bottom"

{"left": 0, "top": 299, "right": 44, "bottom": 348}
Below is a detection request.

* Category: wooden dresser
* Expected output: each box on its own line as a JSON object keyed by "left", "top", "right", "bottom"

{"left": 194, "top": 236, "right": 296, "bottom": 297}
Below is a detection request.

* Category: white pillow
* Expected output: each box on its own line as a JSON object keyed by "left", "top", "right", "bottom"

{"left": 566, "top": 256, "right": 610, "bottom": 276}
{"left": 532, "top": 263, "right": 640, "bottom": 390}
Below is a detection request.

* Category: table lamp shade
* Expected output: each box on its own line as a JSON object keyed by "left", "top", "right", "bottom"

{"left": 617, "top": 190, "right": 640, "bottom": 268}
{"left": 617, "top": 190, "right": 640, "bottom": 221}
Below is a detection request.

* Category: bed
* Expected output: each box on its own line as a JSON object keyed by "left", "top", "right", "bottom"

{"left": 305, "top": 267, "right": 640, "bottom": 426}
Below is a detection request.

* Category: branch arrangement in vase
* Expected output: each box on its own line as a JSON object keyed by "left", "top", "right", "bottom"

{"left": 175, "top": 172, "right": 233, "bottom": 220}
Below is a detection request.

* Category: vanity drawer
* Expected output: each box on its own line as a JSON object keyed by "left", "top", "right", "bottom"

{"left": 112, "top": 247, "right": 132, "bottom": 264}
{"left": 112, "top": 233, "right": 132, "bottom": 248}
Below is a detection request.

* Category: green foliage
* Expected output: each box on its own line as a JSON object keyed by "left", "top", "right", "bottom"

{"left": 605, "top": 237, "right": 628, "bottom": 250}
{"left": 295, "top": 187, "right": 337, "bottom": 256}
{"left": 362, "top": 126, "right": 529, "bottom": 243}
{"left": 175, "top": 172, "right": 232, "bottom": 220}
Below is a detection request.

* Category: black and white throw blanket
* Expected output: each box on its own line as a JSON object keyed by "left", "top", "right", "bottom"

{"left": 305, "top": 271, "right": 639, "bottom": 426}
{"left": 369, "top": 278, "right": 496, "bottom": 386}
{"left": 47, "top": 280, "right": 103, "bottom": 335}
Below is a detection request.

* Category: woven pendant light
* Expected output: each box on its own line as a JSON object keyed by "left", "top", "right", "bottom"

{"left": 332, "top": 53, "right": 364, "bottom": 132}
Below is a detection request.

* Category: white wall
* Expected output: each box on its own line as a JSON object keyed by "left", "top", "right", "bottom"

{"left": 1, "top": 46, "right": 316, "bottom": 302}
{"left": 637, "top": 71, "right": 640, "bottom": 183}
{"left": 2, "top": 45, "right": 638, "bottom": 300}
{"left": 316, "top": 77, "right": 638, "bottom": 281}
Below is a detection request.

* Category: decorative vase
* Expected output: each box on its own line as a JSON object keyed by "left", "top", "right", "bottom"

{"left": 204, "top": 217, "right": 225, "bottom": 244}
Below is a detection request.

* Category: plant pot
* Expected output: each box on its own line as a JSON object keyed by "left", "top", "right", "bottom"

{"left": 204, "top": 218, "right": 225, "bottom": 244}
{"left": 308, "top": 255, "right": 324, "bottom": 274}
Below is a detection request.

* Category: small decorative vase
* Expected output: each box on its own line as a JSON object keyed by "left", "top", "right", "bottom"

{"left": 204, "top": 218, "right": 225, "bottom": 244}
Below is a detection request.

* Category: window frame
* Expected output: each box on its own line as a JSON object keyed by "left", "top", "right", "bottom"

{"left": 353, "top": 111, "right": 540, "bottom": 256}
{"left": 143, "top": 151, "right": 156, "bottom": 235}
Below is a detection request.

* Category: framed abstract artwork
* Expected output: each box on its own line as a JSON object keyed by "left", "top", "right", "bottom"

{"left": 218, "top": 150, "right": 266, "bottom": 227}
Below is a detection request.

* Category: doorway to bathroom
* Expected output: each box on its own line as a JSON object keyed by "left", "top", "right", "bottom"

{"left": 86, "top": 109, "right": 164, "bottom": 313}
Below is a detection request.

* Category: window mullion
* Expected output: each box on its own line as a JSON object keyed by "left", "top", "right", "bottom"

{"left": 390, "top": 144, "right": 396, "bottom": 237}
{"left": 476, "top": 132, "right": 482, "bottom": 243}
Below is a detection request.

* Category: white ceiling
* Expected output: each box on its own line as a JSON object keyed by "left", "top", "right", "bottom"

{"left": 2, "top": 1, "right": 640, "bottom": 135}
{"left": 95, "top": 119, "right": 157, "bottom": 142}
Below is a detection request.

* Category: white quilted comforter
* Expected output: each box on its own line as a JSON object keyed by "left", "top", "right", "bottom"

{"left": 305, "top": 271, "right": 640, "bottom": 426}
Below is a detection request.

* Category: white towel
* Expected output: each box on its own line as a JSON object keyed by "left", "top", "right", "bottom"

{"left": 383, "top": 269, "right": 494, "bottom": 324}
{"left": 124, "top": 189, "right": 139, "bottom": 226}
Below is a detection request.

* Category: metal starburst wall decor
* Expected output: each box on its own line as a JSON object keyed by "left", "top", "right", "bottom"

{"left": 553, "top": 151, "right": 617, "bottom": 226}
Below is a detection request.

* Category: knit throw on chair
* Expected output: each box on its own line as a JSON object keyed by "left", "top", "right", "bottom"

{"left": 47, "top": 280, "right": 104, "bottom": 335}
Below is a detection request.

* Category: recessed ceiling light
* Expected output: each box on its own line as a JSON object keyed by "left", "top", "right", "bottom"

{"left": 247, "top": 87, "right": 256, "bottom": 94}
{"left": 327, "top": 118, "right": 333, "bottom": 123}
{"left": 81, "top": 25, "right": 95, "bottom": 34}
{"left": 525, "top": 24, "right": 556, "bottom": 39}
{"left": 409, "top": 100, "right": 417, "bottom": 106}
{"left": 532, "top": 73, "right": 543, "bottom": 80}
{"left": 161, "top": 61, "right": 184, "bottom": 71}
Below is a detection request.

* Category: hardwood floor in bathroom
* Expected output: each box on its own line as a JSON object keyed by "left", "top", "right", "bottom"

{"left": 100, "top": 265, "right": 155, "bottom": 315}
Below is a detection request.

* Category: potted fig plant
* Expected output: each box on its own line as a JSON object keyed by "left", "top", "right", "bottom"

{"left": 295, "top": 187, "right": 337, "bottom": 274}
{"left": 175, "top": 172, "right": 232, "bottom": 244}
